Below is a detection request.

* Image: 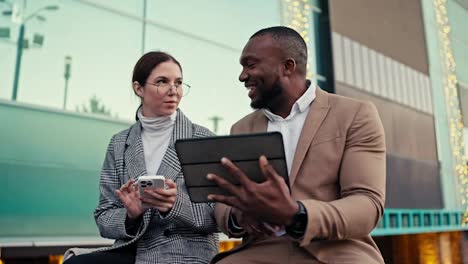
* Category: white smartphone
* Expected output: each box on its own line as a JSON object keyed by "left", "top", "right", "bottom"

{"left": 137, "top": 175, "right": 165, "bottom": 199}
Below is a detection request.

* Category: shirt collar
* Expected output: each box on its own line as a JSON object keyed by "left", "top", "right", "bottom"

{"left": 262, "top": 81, "right": 316, "bottom": 121}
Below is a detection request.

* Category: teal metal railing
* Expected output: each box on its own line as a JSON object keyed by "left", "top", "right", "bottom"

{"left": 372, "top": 209, "right": 468, "bottom": 236}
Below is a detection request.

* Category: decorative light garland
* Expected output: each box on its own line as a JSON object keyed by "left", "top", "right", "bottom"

{"left": 433, "top": 0, "right": 468, "bottom": 223}
{"left": 281, "top": 0, "right": 313, "bottom": 79}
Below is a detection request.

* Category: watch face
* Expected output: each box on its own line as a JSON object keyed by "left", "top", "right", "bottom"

{"left": 286, "top": 202, "right": 307, "bottom": 238}
{"left": 296, "top": 211, "right": 307, "bottom": 227}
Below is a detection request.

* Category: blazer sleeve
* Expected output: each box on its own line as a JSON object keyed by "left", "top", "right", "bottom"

{"left": 94, "top": 136, "right": 141, "bottom": 240}
{"left": 157, "top": 126, "right": 219, "bottom": 234}
{"left": 157, "top": 179, "right": 218, "bottom": 233}
{"left": 299, "top": 101, "right": 386, "bottom": 246}
{"left": 215, "top": 203, "right": 246, "bottom": 238}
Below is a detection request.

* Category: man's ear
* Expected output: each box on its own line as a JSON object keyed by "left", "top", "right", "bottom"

{"left": 133, "top": 81, "right": 144, "bottom": 97}
{"left": 283, "top": 58, "right": 297, "bottom": 76}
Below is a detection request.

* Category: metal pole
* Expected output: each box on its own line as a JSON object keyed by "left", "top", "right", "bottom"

{"left": 141, "top": 0, "right": 147, "bottom": 54}
{"left": 63, "top": 79, "right": 69, "bottom": 109}
{"left": 12, "top": 23, "right": 25, "bottom": 101}
{"left": 63, "top": 56, "right": 71, "bottom": 109}
{"left": 209, "top": 116, "right": 222, "bottom": 134}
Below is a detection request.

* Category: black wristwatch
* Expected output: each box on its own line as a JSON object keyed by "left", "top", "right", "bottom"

{"left": 285, "top": 201, "right": 308, "bottom": 239}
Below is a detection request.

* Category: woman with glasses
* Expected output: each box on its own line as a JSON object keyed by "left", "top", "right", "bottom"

{"left": 64, "top": 51, "right": 218, "bottom": 264}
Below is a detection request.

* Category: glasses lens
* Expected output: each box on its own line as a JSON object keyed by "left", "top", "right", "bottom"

{"left": 156, "top": 83, "right": 170, "bottom": 95}
{"left": 181, "top": 83, "right": 190, "bottom": 97}
{"left": 156, "top": 83, "right": 190, "bottom": 97}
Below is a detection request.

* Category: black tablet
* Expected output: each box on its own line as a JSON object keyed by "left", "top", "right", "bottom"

{"left": 175, "top": 132, "right": 289, "bottom": 203}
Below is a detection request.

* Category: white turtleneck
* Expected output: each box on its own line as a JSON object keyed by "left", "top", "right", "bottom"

{"left": 137, "top": 108, "right": 177, "bottom": 175}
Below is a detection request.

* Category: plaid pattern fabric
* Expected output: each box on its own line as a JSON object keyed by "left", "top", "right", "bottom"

{"left": 94, "top": 109, "right": 219, "bottom": 264}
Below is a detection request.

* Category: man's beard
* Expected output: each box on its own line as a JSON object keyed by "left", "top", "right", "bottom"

{"left": 250, "top": 78, "right": 283, "bottom": 110}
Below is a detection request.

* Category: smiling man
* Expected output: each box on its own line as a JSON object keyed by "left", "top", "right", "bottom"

{"left": 208, "top": 26, "right": 386, "bottom": 264}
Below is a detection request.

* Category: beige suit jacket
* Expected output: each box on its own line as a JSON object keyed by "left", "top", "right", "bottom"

{"left": 214, "top": 88, "right": 386, "bottom": 263}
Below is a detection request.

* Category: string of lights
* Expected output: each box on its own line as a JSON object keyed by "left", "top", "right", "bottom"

{"left": 433, "top": 0, "right": 468, "bottom": 223}
{"left": 281, "top": 0, "right": 314, "bottom": 80}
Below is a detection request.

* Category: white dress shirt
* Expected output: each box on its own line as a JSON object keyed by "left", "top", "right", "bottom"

{"left": 261, "top": 84, "right": 316, "bottom": 236}
{"left": 262, "top": 85, "right": 316, "bottom": 175}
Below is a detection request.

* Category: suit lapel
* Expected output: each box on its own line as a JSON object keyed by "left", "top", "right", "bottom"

{"left": 125, "top": 110, "right": 193, "bottom": 182}
{"left": 125, "top": 122, "right": 147, "bottom": 181}
{"left": 289, "top": 88, "right": 330, "bottom": 186}
{"left": 251, "top": 111, "right": 268, "bottom": 133}
{"left": 156, "top": 109, "right": 193, "bottom": 182}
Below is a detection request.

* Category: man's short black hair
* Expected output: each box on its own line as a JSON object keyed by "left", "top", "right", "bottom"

{"left": 250, "top": 26, "right": 308, "bottom": 75}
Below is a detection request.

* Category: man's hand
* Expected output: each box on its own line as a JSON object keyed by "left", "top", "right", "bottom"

{"left": 230, "top": 207, "right": 279, "bottom": 236}
{"left": 208, "top": 156, "right": 299, "bottom": 226}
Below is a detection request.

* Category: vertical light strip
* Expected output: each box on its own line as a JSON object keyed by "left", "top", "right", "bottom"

{"left": 392, "top": 60, "right": 402, "bottom": 103}
{"left": 405, "top": 65, "right": 416, "bottom": 107}
{"left": 352, "top": 41, "right": 363, "bottom": 89}
{"left": 397, "top": 64, "right": 406, "bottom": 105}
{"left": 377, "top": 53, "right": 388, "bottom": 98}
{"left": 438, "top": 232, "right": 452, "bottom": 264}
{"left": 412, "top": 70, "right": 421, "bottom": 111}
{"left": 332, "top": 32, "right": 344, "bottom": 83}
{"left": 418, "top": 233, "right": 440, "bottom": 264}
{"left": 419, "top": 73, "right": 428, "bottom": 113}
{"left": 433, "top": 0, "right": 468, "bottom": 222}
{"left": 393, "top": 59, "right": 402, "bottom": 105}
{"left": 415, "top": 72, "right": 423, "bottom": 111}
{"left": 424, "top": 76, "right": 434, "bottom": 114}
{"left": 361, "top": 45, "right": 372, "bottom": 93}
{"left": 369, "top": 49, "right": 379, "bottom": 96}
{"left": 407, "top": 66, "right": 416, "bottom": 108}
{"left": 401, "top": 65, "right": 410, "bottom": 106}
{"left": 408, "top": 68, "right": 416, "bottom": 110}
{"left": 386, "top": 58, "right": 395, "bottom": 100}
{"left": 427, "top": 77, "right": 434, "bottom": 114}
{"left": 343, "top": 36, "right": 355, "bottom": 86}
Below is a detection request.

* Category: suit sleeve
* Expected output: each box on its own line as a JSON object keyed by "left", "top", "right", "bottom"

{"left": 94, "top": 136, "right": 141, "bottom": 240}
{"left": 300, "top": 102, "right": 386, "bottom": 246}
{"left": 214, "top": 124, "right": 247, "bottom": 238}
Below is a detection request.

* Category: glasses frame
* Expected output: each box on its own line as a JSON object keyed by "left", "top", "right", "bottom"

{"left": 145, "top": 81, "right": 191, "bottom": 97}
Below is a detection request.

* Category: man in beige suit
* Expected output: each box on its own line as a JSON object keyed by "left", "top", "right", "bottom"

{"left": 207, "top": 26, "right": 386, "bottom": 263}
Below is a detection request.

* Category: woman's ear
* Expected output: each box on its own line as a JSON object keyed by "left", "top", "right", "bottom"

{"left": 283, "top": 58, "right": 297, "bottom": 76}
{"left": 133, "top": 81, "right": 144, "bottom": 98}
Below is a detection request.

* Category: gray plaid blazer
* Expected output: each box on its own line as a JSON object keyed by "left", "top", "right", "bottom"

{"left": 94, "top": 109, "right": 219, "bottom": 264}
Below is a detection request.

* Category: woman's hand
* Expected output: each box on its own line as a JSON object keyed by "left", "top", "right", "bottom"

{"left": 140, "top": 179, "right": 177, "bottom": 213}
{"left": 116, "top": 178, "right": 146, "bottom": 219}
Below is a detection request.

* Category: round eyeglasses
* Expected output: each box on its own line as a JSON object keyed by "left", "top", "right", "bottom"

{"left": 146, "top": 82, "right": 191, "bottom": 97}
